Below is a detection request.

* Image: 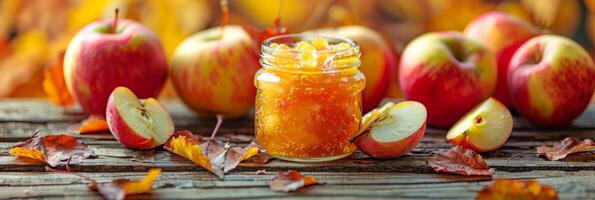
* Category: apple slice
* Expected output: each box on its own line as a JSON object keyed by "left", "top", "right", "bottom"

{"left": 354, "top": 101, "right": 427, "bottom": 159}
{"left": 106, "top": 87, "right": 174, "bottom": 150}
{"left": 446, "top": 98, "right": 513, "bottom": 152}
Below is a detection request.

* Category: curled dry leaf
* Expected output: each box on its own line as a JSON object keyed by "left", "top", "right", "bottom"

{"left": 43, "top": 52, "right": 74, "bottom": 106}
{"left": 269, "top": 170, "right": 318, "bottom": 192}
{"left": 69, "top": 115, "right": 110, "bottom": 134}
{"left": 427, "top": 146, "right": 495, "bottom": 176}
{"left": 164, "top": 116, "right": 259, "bottom": 179}
{"left": 9, "top": 131, "right": 97, "bottom": 168}
{"left": 537, "top": 137, "right": 594, "bottom": 161}
{"left": 476, "top": 179, "right": 559, "bottom": 200}
{"left": 246, "top": 152, "right": 273, "bottom": 164}
{"left": 89, "top": 168, "right": 161, "bottom": 200}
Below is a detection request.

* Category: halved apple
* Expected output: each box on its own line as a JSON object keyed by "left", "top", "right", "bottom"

{"left": 446, "top": 98, "right": 513, "bottom": 152}
{"left": 354, "top": 101, "right": 427, "bottom": 159}
{"left": 106, "top": 87, "right": 174, "bottom": 150}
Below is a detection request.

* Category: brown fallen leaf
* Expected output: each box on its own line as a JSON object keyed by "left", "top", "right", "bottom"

{"left": 427, "top": 146, "right": 495, "bottom": 176}
{"left": 43, "top": 51, "right": 74, "bottom": 106}
{"left": 269, "top": 170, "right": 318, "bottom": 192}
{"left": 256, "top": 169, "right": 267, "bottom": 175}
{"left": 164, "top": 115, "right": 259, "bottom": 179}
{"left": 246, "top": 153, "right": 273, "bottom": 164}
{"left": 69, "top": 115, "right": 111, "bottom": 134}
{"left": 89, "top": 168, "right": 161, "bottom": 200}
{"left": 537, "top": 137, "right": 594, "bottom": 161}
{"left": 476, "top": 179, "right": 559, "bottom": 200}
{"left": 9, "top": 131, "right": 97, "bottom": 168}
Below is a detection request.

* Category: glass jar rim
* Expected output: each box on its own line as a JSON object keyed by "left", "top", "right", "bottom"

{"left": 260, "top": 33, "right": 361, "bottom": 72}
{"left": 261, "top": 33, "right": 359, "bottom": 54}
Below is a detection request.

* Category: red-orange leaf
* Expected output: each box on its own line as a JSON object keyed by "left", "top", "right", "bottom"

{"left": 9, "top": 131, "right": 97, "bottom": 168}
{"left": 476, "top": 179, "right": 559, "bottom": 200}
{"left": 43, "top": 52, "right": 74, "bottom": 106}
{"left": 427, "top": 146, "right": 495, "bottom": 176}
{"left": 269, "top": 170, "right": 318, "bottom": 192}
{"left": 537, "top": 137, "right": 594, "bottom": 161}
{"left": 71, "top": 115, "right": 110, "bottom": 134}
{"left": 89, "top": 168, "right": 161, "bottom": 200}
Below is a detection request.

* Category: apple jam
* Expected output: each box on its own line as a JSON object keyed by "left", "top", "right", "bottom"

{"left": 255, "top": 34, "right": 365, "bottom": 162}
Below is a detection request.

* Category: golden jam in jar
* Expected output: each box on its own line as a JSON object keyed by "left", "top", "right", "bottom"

{"left": 255, "top": 34, "right": 365, "bottom": 162}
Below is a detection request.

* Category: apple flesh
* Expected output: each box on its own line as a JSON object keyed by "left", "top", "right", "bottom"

{"left": 354, "top": 101, "right": 427, "bottom": 159}
{"left": 447, "top": 98, "right": 513, "bottom": 152}
{"left": 399, "top": 32, "right": 497, "bottom": 127}
{"left": 171, "top": 25, "right": 260, "bottom": 117}
{"left": 64, "top": 19, "right": 168, "bottom": 115}
{"left": 106, "top": 87, "right": 174, "bottom": 150}
{"left": 508, "top": 35, "right": 595, "bottom": 127}
{"left": 464, "top": 11, "right": 540, "bottom": 108}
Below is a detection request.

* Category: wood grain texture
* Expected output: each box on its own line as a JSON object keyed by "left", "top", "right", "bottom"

{"left": 0, "top": 99, "right": 593, "bottom": 199}
{"left": 0, "top": 171, "right": 593, "bottom": 199}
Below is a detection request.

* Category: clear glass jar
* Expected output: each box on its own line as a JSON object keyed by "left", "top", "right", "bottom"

{"left": 254, "top": 34, "right": 365, "bottom": 162}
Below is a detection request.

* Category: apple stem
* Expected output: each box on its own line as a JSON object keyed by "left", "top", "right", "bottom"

{"left": 219, "top": 0, "right": 229, "bottom": 38}
{"left": 111, "top": 8, "right": 120, "bottom": 34}
{"left": 275, "top": 0, "right": 284, "bottom": 33}
{"left": 210, "top": 114, "right": 224, "bottom": 140}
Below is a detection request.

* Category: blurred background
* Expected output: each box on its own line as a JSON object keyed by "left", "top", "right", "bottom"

{"left": 0, "top": 0, "right": 594, "bottom": 100}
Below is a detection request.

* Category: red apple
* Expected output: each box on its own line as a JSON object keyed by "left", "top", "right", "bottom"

{"left": 106, "top": 87, "right": 174, "bottom": 150}
{"left": 354, "top": 101, "right": 427, "bottom": 159}
{"left": 464, "top": 11, "right": 541, "bottom": 108}
{"left": 447, "top": 98, "right": 513, "bottom": 152}
{"left": 316, "top": 26, "right": 397, "bottom": 112}
{"left": 170, "top": 25, "right": 260, "bottom": 117}
{"left": 64, "top": 18, "right": 168, "bottom": 115}
{"left": 399, "top": 32, "right": 497, "bottom": 127}
{"left": 508, "top": 35, "right": 595, "bottom": 127}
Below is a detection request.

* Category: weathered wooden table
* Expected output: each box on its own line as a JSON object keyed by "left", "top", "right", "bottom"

{"left": 0, "top": 99, "right": 593, "bottom": 199}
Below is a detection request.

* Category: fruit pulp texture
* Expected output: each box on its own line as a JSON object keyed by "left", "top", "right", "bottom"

{"left": 255, "top": 68, "right": 364, "bottom": 159}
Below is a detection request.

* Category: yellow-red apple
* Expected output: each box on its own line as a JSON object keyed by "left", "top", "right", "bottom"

{"left": 354, "top": 101, "right": 427, "bottom": 159}
{"left": 508, "top": 35, "right": 595, "bottom": 127}
{"left": 399, "top": 32, "right": 497, "bottom": 128}
{"left": 106, "top": 87, "right": 174, "bottom": 150}
{"left": 64, "top": 18, "right": 168, "bottom": 115}
{"left": 316, "top": 26, "right": 397, "bottom": 112}
{"left": 464, "top": 11, "right": 540, "bottom": 108}
{"left": 447, "top": 98, "right": 513, "bottom": 152}
{"left": 171, "top": 25, "right": 260, "bottom": 117}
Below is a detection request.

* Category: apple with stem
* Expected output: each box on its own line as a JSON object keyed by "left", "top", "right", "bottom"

{"left": 64, "top": 9, "right": 168, "bottom": 115}
{"left": 171, "top": 25, "right": 260, "bottom": 117}
{"left": 508, "top": 35, "right": 595, "bottom": 127}
{"left": 353, "top": 101, "right": 427, "bottom": 159}
{"left": 106, "top": 87, "right": 174, "bottom": 150}
{"left": 399, "top": 32, "right": 497, "bottom": 127}
{"left": 464, "top": 11, "right": 541, "bottom": 108}
{"left": 447, "top": 98, "right": 513, "bottom": 152}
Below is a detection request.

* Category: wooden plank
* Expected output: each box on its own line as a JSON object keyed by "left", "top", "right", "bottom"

{"left": 1, "top": 140, "right": 593, "bottom": 173}
{"left": 0, "top": 171, "right": 593, "bottom": 199}
{"left": 0, "top": 99, "right": 594, "bottom": 130}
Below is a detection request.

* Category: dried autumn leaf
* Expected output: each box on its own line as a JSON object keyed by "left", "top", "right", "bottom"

{"left": 269, "top": 170, "right": 318, "bottom": 192}
{"left": 43, "top": 52, "right": 74, "bottom": 106}
{"left": 246, "top": 153, "right": 273, "bottom": 164}
{"left": 427, "top": 146, "right": 495, "bottom": 176}
{"left": 164, "top": 116, "right": 260, "bottom": 178}
{"left": 9, "top": 131, "right": 97, "bottom": 168}
{"left": 537, "top": 137, "right": 594, "bottom": 161}
{"left": 70, "top": 115, "right": 110, "bottom": 134}
{"left": 89, "top": 168, "right": 161, "bottom": 200}
{"left": 476, "top": 179, "right": 559, "bottom": 200}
